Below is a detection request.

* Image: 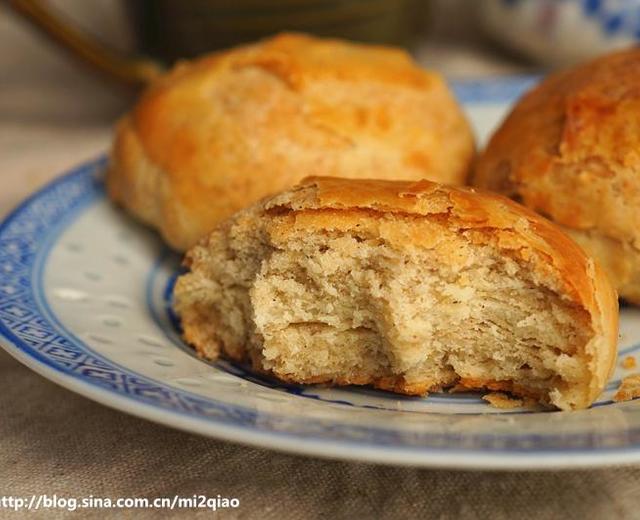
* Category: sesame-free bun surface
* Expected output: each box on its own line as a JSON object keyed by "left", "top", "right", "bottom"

{"left": 473, "top": 48, "right": 640, "bottom": 303}
{"left": 107, "top": 33, "right": 475, "bottom": 251}
{"left": 174, "top": 176, "right": 618, "bottom": 410}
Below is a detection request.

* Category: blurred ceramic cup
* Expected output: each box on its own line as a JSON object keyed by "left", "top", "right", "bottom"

{"left": 7, "top": 0, "right": 428, "bottom": 88}
{"left": 480, "top": 0, "right": 640, "bottom": 68}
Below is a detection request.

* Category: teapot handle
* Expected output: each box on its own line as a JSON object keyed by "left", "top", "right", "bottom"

{"left": 7, "top": 0, "right": 164, "bottom": 88}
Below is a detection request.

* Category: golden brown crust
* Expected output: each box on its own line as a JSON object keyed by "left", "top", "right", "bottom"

{"left": 473, "top": 48, "right": 640, "bottom": 303}
{"left": 458, "top": 377, "right": 544, "bottom": 401}
{"left": 263, "top": 372, "right": 432, "bottom": 397}
{"left": 107, "top": 32, "right": 475, "bottom": 251}
{"left": 177, "top": 176, "right": 619, "bottom": 409}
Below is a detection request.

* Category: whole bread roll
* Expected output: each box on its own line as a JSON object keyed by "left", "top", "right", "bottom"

{"left": 107, "top": 33, "right": 474, "bottom": 251}
{"left": 174, "top": 176, "right": 618, "bottom": 410}
{"left": 473, "top": 48, "right": 640, "bottom": 303}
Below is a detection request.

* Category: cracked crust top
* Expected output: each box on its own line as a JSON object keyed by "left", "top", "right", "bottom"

{"left": 107, "top": 32, "right": 475, "bottom": 251}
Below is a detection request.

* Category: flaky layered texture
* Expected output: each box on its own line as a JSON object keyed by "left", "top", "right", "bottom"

{"left": 107, "top": 32, "right": 474, "bottom": 251}
{"left": 472, "top": 48, "right": 640, "bottom": 303}
{"left": 174, "top": 177, "right": 618, "bottom": 410}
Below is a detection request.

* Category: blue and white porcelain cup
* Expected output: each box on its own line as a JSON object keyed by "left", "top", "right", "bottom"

{"left": 481, "top": 0, "right": 640, "bottom": 67}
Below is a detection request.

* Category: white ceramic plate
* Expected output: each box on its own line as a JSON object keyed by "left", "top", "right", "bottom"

{"left": 2, "top": 77, "right": 640, "bottom": 470}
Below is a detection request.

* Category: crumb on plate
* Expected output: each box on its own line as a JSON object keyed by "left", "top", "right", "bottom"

{"left": 622, "top": 356, "right": 637, "bottom": 369}
{"left": 482, "top": 392, "right": 524, "bottom": 409}
{"left": 613, "top": 374, "right": 640, "bottom": 402}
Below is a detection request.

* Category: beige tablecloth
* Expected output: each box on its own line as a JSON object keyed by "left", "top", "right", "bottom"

{"left": 2, "top": 2, "right": 640, "bottom": 518}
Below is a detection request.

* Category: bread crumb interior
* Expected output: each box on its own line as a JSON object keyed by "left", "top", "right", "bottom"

{"left": 179, "top": 211, "right": 592, "bottom": 409}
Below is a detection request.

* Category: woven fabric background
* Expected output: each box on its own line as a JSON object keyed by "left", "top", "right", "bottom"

{"left": 1, "top": 2, "right": 638, "bottom": 518}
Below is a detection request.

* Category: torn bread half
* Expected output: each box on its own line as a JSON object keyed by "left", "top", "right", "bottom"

{"left": 173, "top": 177, "right": 618, "bottom": 410}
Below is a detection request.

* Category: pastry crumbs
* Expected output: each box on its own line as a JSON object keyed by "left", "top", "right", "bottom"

{"left": 613, "top": 374, "right": 640, "bottom": 402}
{"left": 482, "top": 392, "right": 523, "bottom": 409}
{"left": 622, "top": 356, "right": 637, "bottom": 369}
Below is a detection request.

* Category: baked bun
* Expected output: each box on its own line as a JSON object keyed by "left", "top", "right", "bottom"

{"left": 107, "top": 32, "right": 475, "bottom": 251}
{"left": 472, "top": 48, "right": 640, "bottom": 303}
{"left": 174, "top": 176, "right": 618, "bottom": 410}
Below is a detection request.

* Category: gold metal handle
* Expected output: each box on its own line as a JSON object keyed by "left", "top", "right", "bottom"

{"left": 7, "top": 0, "right": 165, "bottom": 89}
